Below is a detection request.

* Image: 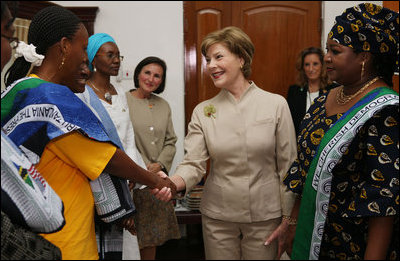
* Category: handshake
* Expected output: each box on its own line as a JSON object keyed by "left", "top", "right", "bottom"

{"left": 122, "top": 171, "right": 178, "bottom": 235}
{"left": 146, "top": 171, "right": 177, "bottom": 202}
{"left": 127, "top": 164, "right": 183, "bottom": 202}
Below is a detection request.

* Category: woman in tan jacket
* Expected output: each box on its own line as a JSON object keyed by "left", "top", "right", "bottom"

{"left": 126, "top": 56, "right": 180, "bottom": 260}
{"left": 169, "top": 26, "right": 297, "bottom": 260}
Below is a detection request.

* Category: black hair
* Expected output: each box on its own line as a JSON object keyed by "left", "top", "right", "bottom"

{"left": 133, "top": 56, "right": 167, "bottom": 94}
{"left": 5, "top": 5, "right": 81, "bottom": 86}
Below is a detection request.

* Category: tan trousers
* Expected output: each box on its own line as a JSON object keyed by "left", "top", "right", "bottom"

{"left": 201, "top": 214, "right": 281, "bottom": 260}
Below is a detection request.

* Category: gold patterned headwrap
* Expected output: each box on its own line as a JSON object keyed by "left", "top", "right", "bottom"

{"left": 328, "top": 3, "right": 399, "bottom": 72}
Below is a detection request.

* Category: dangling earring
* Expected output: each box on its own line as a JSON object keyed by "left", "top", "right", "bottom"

{"left": 93, "top": 66, "right": 97, "bottom": 72}
{"left": 360, "top": 61, "right": 365, "bottom": 79}
{"left": 59, "top": 56, "right": 65, "bottom": 70}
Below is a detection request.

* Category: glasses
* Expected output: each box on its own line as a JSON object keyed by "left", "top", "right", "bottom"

{"left": 1, "top": 34, "right": 19, "bottom": 49}
{"left": 96, "top": 52, "right": 124, "bottom": 61}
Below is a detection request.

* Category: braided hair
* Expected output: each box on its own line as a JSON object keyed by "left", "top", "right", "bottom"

{"left": 5, "top": 6, "right": 82, "bottom": 86}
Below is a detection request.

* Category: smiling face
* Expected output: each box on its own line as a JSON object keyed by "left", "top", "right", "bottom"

{"left": 138, "top": 63, "right": 164, "bottom": 95}
{"left": 324, "top": 38, "right": 363, "bottom": 86}
{"left": 205, "top": 42, "right": 244, "bottom": 89}
{"left": 93, "top": 42, "right": 121, "bottom": 76}
{"left": 303, "top": 53, "right": 322, "bottom": 82}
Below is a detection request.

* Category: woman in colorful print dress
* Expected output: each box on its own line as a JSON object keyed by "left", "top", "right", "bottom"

{"left": 265, "top": 3, "right": 399, "bottom": 260}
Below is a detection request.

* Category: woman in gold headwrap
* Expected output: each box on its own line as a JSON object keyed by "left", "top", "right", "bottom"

{"left": 266, "top": 3, "right": 399, "bottom": 260}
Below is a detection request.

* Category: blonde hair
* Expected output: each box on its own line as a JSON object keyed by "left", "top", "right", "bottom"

{"left": 295, "top": 47, "right": 331, "bottom": 89}
{"left": 201, "top": 26, "right": 255, "bottom": 79}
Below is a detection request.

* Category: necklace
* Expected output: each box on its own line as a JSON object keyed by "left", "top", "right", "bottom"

{"left": 88, "top": 80, "right": 112, "bottom": 103}
{"left": 336, "top": 76, "right": 380, "bottom": 105}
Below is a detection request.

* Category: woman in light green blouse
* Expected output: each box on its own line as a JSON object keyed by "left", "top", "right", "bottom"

{"left": 126, "top": 56, "right": 180, "bottom": 260}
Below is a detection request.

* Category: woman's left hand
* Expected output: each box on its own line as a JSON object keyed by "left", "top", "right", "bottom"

{"left": 118, "top": 216, "right": 136, "bottom": 235}
{"left": 264, "top": 219, "right": 290, "bottom": 259}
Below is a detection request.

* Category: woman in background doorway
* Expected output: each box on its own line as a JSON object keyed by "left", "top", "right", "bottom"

{"left": 286, "top": 47, "right": 338, "bottom": 135}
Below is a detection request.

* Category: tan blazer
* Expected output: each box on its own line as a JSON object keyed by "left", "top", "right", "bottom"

{"left": 126, "top": 92, "right": 177, "bottom": 172}
{"left": 174, "top": 83, "right": 297, "bottom": 223}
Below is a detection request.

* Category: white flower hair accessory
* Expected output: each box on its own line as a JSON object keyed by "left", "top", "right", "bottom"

{"left": 14, "top": 41, "right": 45, "bottom": 67}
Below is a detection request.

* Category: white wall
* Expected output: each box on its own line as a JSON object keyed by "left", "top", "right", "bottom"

{"left": 53, "top": 1, "right": 185, "bottom": 174}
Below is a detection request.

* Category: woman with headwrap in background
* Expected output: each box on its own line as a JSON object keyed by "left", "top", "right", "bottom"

{"left": 83, "top": 32, "right": 143, "bottom": 260}
{"left": 266, "top": 3, "right": 399, "bottom": 260}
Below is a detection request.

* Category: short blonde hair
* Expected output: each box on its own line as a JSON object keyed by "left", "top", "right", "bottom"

{"left": 201, "top": 26, "right": 255, "bottom": 79}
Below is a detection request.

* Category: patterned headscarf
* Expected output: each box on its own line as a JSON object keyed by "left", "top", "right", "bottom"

{"left": 328, "top": 3, "right": 399, "bottom": 72}
{"left": 87, "top": 33, "right": 116, "bottom": 71}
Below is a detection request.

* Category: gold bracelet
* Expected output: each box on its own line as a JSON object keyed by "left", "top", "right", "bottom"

{"left": 282, "top": 215, "right": 297, "bottom": 225}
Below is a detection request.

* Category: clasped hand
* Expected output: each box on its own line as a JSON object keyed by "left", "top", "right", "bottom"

{"left": 151, "top": 171, "right": 177, "bottom": 201}
{"left": 118, "top": 216, "right": 136, "bottom": 236}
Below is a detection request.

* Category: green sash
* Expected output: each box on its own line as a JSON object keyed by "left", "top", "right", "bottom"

{"left": 291, "top": 87, "right": 399, "bottom": 260}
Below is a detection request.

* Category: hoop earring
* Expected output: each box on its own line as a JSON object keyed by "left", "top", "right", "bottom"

{"left": 361, "top": 61, "right": 365, "bottom": 79}
{"left": 59, "top": 57, "right": 65, "bottom": 70}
